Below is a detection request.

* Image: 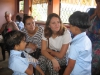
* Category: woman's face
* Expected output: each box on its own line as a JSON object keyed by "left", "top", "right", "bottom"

{"left": 25, "top": 18, "right": 35, "bottom": 33}
{"left": 49, "top": 17, "right": 61, "bottom": 33}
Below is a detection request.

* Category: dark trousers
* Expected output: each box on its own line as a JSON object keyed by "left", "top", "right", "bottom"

{"left": 0, "top": 43, "right": 10, "bottom": 60}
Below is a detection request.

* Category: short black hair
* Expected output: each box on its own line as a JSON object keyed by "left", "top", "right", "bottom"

{"left": 23, "top": 16, "right": 33, "bottom": 25}
{"left": 16, "top": 15, "right": 22, "bottom": 22}
{"left": 69, "top": 11, "right": 91, "bottom": 30}
{"left": 4, "top": 30, "right": 25, "bottom": 50}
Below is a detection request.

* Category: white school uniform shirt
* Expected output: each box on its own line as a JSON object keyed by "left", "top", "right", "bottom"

{"left": 16, "top": 21, "right": 24, "bottom": 30}
{"left": 9, "top": 50, "right": 34, "bottom": 75}
{"left": 68, "top": 32, "right": 92, "bottom": 75}
{"left": 42, "top": 29, "right": 72, "bottom": 52}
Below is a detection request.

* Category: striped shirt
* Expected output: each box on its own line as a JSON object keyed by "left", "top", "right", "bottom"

{"left": 21, "top": 26, "right": 43, "bottom": 49}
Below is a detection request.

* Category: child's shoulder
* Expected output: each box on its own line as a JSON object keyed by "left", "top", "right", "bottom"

{"left": 9, "top": 54, "right": 21, "bottom": 63}
{"left": 9, "top": 54, "right": 29, "bottom": 68}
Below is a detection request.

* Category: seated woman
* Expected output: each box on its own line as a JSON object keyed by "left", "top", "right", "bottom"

{"left": 38, "top": 13, "right": 72, "bottom": 75}
{"left": 21, "top": 16, "right": 43, "bottom": 59}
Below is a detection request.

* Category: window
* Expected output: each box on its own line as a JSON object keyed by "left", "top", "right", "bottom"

{"left": 32, "top": 0, "right": 48, "bottom": 21}
{"left": 60, "top": 0, "right": 96, "bottom": 23}
{"left": 19, "top": 0, "right": 24, "bottom": 12}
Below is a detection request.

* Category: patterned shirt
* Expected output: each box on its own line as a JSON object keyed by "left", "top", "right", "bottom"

{"left": 21, "top": 26, "right": 43, "bottom": 49}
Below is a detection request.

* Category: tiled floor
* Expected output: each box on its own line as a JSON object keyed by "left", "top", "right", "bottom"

{"left": 0, "top": 48, "right": 13, "bottom": 75}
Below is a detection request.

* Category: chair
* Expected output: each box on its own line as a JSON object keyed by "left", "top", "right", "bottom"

{"left": 0, "top": 35, "right": 10, "bottom": 60}
{"left": 0, "top": 43, "right": 10, "bottom": 60}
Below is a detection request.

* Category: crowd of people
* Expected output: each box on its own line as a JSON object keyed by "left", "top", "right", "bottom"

{"left": 0, "top": 0, "right": 100, "bottom": 75}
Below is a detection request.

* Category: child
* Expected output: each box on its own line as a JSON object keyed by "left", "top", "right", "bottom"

{"left": 63, "top": 11, "right": 92, "bottom": 75}
{"left": 4, "top": 30, "right": 44, "bottom": 75}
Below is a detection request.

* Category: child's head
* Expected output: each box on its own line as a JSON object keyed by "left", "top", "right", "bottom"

{"left": 16, "top": 15, "right": 22, "bottom": 22}
{"left": 69, "top": 11, "right": 91, "bottom": 35}
{"left": 4, "top": 30, "right": 26, "bottom": 51}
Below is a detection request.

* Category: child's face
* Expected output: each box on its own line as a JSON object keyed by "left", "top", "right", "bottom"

{"left": 69, "top": 24, "right": 76, "bottom": 35}
{"left": 17, "top": 38, "right": 27, "bottom": 50}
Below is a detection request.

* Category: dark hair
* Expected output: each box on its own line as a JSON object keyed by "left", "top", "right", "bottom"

{"left": 95, "top": 0, "right": 100, "bottom": 3}
{"left": 16, "top": 15, "right": 22, "bottom": 22}
{"left": 4, "top": 30, "right": 25, "bottom": 50}
{"left": 23, "top": 14, "right": 28, "bottom": 22}
{"left": 69, "top": 11, "right": 91, "bottom": 31}
{"left": 44, "top": 13, "right": 66, "bottom": 38}
{"left": 23, "top": 15, "right": 33, "bottom": 25}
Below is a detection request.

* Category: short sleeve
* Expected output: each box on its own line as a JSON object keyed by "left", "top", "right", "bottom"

{"left": 9, "top": 57, "right": 29, "bottom": 73}
{"left": 42, "top": 31, "right": 47, "bottom": 41}
{"left": 62, "top": 30, "right": 72, "bottom": 44}
{"left": 68, "top": 45, "right": 79, "bottom": 60}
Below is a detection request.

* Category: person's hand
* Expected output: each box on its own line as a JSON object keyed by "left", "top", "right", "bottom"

{"left": 26, "top": 42, "right": 37, "bottom": 51}
{"left": 47, "top": 49, "right": 55, "bottom": 57}
{"left": 47, "top": 48, "right": 52, "bottom": 53}
{"left": 51, "top": 58, "right": 60, "bottom": 72}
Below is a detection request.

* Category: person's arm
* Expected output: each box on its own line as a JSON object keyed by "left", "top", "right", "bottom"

{"left": 89, "top": 9, "right": 97, "bottom": 20}
{"left": 0, "top": 24, "right": 5, "bottom": 34}
{"left": 35, "top": 65, "right": 44, "bottom": 75}
{"left": 41, "top": 40, "right": 60, "bottom": 72}
{"left": 47, "top": 30, "right": 71, "bottom": 59}
{"left": 63, "top": 58, "right": 76, "bottom": 75}
{"left": 47, "top": 43, "right": 69, "bottom": 59}
{"left": 13, "top": 22, "right": 19, "bottom": 30}
{"left": 25, "top": 64, "right": 33, "bottom": 75}
{"left": 41, "top": 40, "right": 56, "bottom": 61}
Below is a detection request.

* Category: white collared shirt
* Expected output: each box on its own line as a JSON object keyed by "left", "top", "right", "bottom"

{"left": 68, "top": 32, "right": 92, "bottom": 75}
{"left": 9, "top": 50, "right": 29, "bottom": 75}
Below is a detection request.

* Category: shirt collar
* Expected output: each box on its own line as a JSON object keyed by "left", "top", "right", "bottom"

{"left": 71, "top": 32, "right": 86, "bottom": 43}
{"left": 10, "top": 50, "right": 23, "bottom": 56}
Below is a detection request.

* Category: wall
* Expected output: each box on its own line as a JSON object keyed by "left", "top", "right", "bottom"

{"left": 48, "top": 0, "right": 60, "bottom": 15}
{"left": 0, "top": 0, "right": 17, "bottom": 28}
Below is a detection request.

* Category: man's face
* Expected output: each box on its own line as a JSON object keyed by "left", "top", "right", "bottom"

{"left": 5, "top": 14, "right": 11, "bottom": 22}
